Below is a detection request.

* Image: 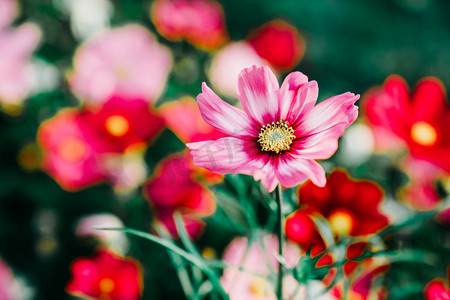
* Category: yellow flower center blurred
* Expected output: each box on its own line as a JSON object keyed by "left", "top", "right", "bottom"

{"left": 201, "top": 247, "right": 217, "bottom": 259}
{"left": 99, "top": 278, "right": 115, "bottom": 294}
{"left": 58, "top": 137, "right": 86, "bottom": 162}
{"left": 410, "top": 121, "right": 437, "bottom": 146}
{"left": 328, "top": 210, "right": 354, "bottom": 236}
{"left": 249, "top": 277, "right": 269, "bottom": 297}
{"left": 115, "top": 66, "right": 131, "bottom": 80}
{"left": 258, "top": 120, "right": 295, "bottom": 153}
{"left": 105, "top": 115, "right": 130, "bottom": 137}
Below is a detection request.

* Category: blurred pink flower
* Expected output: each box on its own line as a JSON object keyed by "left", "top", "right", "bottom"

{"left": 67, "top": 248, "right": 143, "bottom": 300}
{"left": 0, "top": 2, "right": 40, "bottom": 112}
{"left": 69, "top": 24, "right": 172, "bottom": 105}
{"left": 37, "top": 109, "right": 107, "bottom": 191}
{"left": 221, "top": 234, "right": 335, "bottom": 300}
{"left": 188, "top": 65, "right": 359, "bottom": 192}
{"left": 248, "top": 19, "right": 305, "bottom": 72}
{"left": 159, "top": 96, "right": 227, "bottom": 143}
{"left": 208, "top": 42, "right": 267, "bottom": 98}
{"left": 143, "top": 153, "right": 216, "bottom": 239}
{"left": 151, "top": 0, "right": 228, "bottom": 50}
{"left": 0, "top": 258, "right": 32, "bottom": 300}
{"left": 0, "top": 0, "right": 17, "bottom": 29}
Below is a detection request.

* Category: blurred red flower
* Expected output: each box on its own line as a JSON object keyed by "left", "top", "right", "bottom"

{"left": 78, "top": 96, "right": 165, "bottom": 153}
{"left": 299, "top": 170, "right": 389, "bottom": 237}
{"left": 151, "top": 0, "right": 228, "bottom": 50}
{"left": 286, "top": 170, "right": 389, "bottom": 271}
{"left": 144, "top": 152, "right": 216, "bottom": 239}
{"left": 248, "top": 20, "right": 305, "bottom": 72}
{"left": 38, "top": 109, "right": 107, "bottom": 191}
{"left": 67, "top": 248, "right": 143, "bottom": 300}
{"left": 363, "top": 75, "right": 449, "bottom": 209}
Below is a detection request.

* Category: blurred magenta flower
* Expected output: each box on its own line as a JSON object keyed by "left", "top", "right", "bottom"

{"left": 424, "top": 266, "right": 450, "bottom": 300}
{"left": 208, "top": 42, "right": 267, "bottom": 98}
{"left": 0, "top": 0, "right": 40, "bottom": 113}
{"left": 66, "top": 248, "right": 143, "bottom": 300}
{"left": 77, "top": 96, "right": 164, "bottom": 153}
{"left": 188, "top": 65, "right": 359, "bottom": 192}
{"left": 221, "top": 234, "right": 335, "bottom": 300}
{"left": 69, "top": 24, "right": 172, "bottom": 105}
{"left": 37, "top": 109, "right": 107, "bottom": 191}
{"left": 363, "top": 75, "right": 450, "bottom": 172}
{"left": 150, "top": 0, "right": 228, "bottom": 50}
{"left": 144, "top": 153, "right": 216, "bottom": 239}
{"left": 248, "top": 20, "right": 305, "bottom": 72}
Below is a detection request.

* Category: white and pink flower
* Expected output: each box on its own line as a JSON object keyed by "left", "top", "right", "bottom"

{"left": 188, "top": 65, "right": 359, "bottom": 192}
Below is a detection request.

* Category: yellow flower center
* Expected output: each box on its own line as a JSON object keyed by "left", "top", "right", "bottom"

{"left": 410, "top": 121, "right": 437, "bottom": 146}
{"left": 115, "top": 66, "right": 130, "bottom": 80}
{"left": 99, "top": 278, "right": 115, "bottom": 294}
{"left": 58, "top": 137, "right": 86, "bottom": 162}
{"left": 258, "top": 120, "right": 295, "bottom": 153}
{"left": 249, "top": 277, "right": 269, "bottom": 297}
{"left": 328, "top": 210, "right": 354, "bottom": 236}
{"left": 105, "top": 115, "right": 130, "bottom": 137}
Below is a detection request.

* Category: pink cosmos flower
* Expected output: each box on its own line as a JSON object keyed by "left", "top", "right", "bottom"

{"left": 37, "top": 109, "right": 108, "bottom": 191}
{"left": 69, "top": 24, "right": 172, "bottom": 105}
{"left": 187, "top": 65, "right": 359, "bottom": 192}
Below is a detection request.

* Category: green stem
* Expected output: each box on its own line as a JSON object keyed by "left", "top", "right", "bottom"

{"left": 275, "top": 185, "right": 284, "bottom": 300}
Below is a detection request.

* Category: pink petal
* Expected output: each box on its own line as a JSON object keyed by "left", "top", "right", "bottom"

{"left": 279, "top": 72, "right": 318, "bottom": 124}
{"left": 197, "top": 83, "right": 257, "bottom": 138}
{"left": 237, "top": 65, "right": 280, "bottom": 125}
{"left": 187, "top": 137, "right": 260, "bottom": 174}
{"left": 254, "top": 159, "right": 279, "bottom": 192}
{"left": 297, "top": 92, "right": 359, "bottom": 139}
{"left": 275, "top": 155, "right": 326, "bottom": 188}
{"left": 292, "top": 121, "right": 350, "bottom": 159}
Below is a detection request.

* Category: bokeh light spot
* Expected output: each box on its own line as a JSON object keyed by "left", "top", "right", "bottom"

{"left": 411, "top": 121, "right": 437, "bottom": 146}
{"left": 329, "top": 210, "right": 354, "bottom": 236}
{"left": 99, "top": 278, "right": 115, "bottom": 294}
{"left": 105, "top": 115, "right": 130, "bottom": 137}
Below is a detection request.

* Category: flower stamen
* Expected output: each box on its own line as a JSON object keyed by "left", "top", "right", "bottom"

{"left": 258, "top": 120, "right": 295, "bottom": 153}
